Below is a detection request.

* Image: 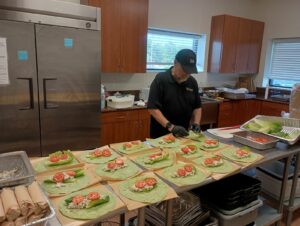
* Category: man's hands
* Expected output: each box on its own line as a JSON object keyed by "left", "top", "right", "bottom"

{"left": 190, "top": 123, "right": 201, "bottom": 133}
{"left": 171, "top": 125, "right": 189, "bottom": 137}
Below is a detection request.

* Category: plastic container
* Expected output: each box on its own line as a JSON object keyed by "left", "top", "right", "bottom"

{"left": 0, "top": 151, "right": 35, "bottom": 188}
{"left": 233, "top": 131, "right": 279, "bottom": 150}
{"left": 106, "top": 94, "right": 135, "bottom": 109}
{"left": 211, "top": 199, "right": 262, "bottom": 226}
{"left": 256, "top": 160, "right": 300, "bottom": 201}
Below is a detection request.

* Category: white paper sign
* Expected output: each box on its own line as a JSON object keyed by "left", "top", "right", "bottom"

{"left": 0, "top": 37, "right": 9, "bottom": 85}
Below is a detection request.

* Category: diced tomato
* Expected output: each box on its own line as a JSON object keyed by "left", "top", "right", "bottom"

{"left": 177, "top": 168, "right": 186, "bottom": 177}
{"left": 181, "top": 147, "right": 190, "bottom": 154}
{"left": 135, "top": 180, "right": 146, "bottom": 189}
{"left": 93, "top": 149, "right": 102, "bottom": 157}
{"left": 66, "top": 171, "right": 76, "bottom": 177}
{"left": 72, "top": 195, "right": 84, "bottom": 204}
{"left": 115, "top": 159, "right": 124, "bottom": 166}
{"left": 205, "top": 139, "right": 218, "bottom": 145}
{"left": 204, "top": 158, "right": 214, "bottom": 165}
{"left": 49, "top": 155, "right": 60, "bottom": 163}
{"left": 131, "top": 140, "right": 140, "bottom": 145}
{"left": 212, "top": 156, "right": 221, "bottom": 161}
{"left": 149, "top": 153, "right": 161, "bottom": 158}
{"left": 236, "top": 149, "right": 248, "bottom": 156}
{"left": 107, "top": 162, "right": 116, "bottom": 169}
{"left": 253, "top": 137, "right": 268, "bottom": 143}
{"left": 123, "top": 143, "right": 132, "bottom": 148}
{"left": 87, "top": 192, "right": 100, "bottom": 201}
{"left": 184, "top": 164, "right": 193, "bottom": 172}
{"left": 187, "top": 145, "right": 196, "bottom": 151}
{"left": 60, "top": 153, "right": 68, "bottom": 160}
{"left": 163, "top": 135, "right": 175, "bottom": 142}
{"left": 145, "top": 178, "right": 157, "bottom": 186}
{"left": 102, "top": 149, "right": 112, "bottom": 157}
{"left": 53, "top": 172, "right": 65, "bottom": 183}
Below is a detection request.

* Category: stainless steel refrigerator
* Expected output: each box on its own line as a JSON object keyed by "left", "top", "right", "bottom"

{"left": 0, "top": 0, "right": 101, "bottom": 156}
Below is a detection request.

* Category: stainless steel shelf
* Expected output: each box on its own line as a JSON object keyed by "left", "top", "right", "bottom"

{"left": 256, "top": 204, "right": 282, "bottom": 226}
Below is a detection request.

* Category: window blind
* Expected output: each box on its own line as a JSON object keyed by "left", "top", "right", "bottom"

{"left": 266, "top": 39, "right": 300, "bottom": 81}
{"left": 147, "top": 28, "right": 205, "bottom": 71}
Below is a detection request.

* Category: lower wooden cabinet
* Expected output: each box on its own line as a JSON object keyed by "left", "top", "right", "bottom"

{"left": 217, "top": 99, "right": 289, "bottom": 127}
{"left": 100, "top": 109, "right": 150, "bottom": 146}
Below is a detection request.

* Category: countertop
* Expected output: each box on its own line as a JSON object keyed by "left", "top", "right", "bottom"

{"left": 101, "top": 105, "right": 147, "bottom": 113}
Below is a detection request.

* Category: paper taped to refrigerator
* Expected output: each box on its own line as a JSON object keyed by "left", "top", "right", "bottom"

{"left": 0, "top": 37, "right": 9, "bottom": 85}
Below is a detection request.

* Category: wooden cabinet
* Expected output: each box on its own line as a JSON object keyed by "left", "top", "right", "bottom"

{"left": 218, "top": 99, "right": 289, "bottom": 127}
{"left": 101, "top": 0, "right": 148, "bottom": 73}
{"left": 207, "top": 15, "right": 264, "bottom": 74}
{"left": 81, "top": 0, "right": 148, "bottom": 73}
{"left": 101, "top": 109, "right": 150, "bottom": 146}
{"left": 260, "top": 101, "right": 289, "bottom": 116}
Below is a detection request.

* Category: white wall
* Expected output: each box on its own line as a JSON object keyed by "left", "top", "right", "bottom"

{"left": 102, "top": 0, "right": 261, "bottom": 91}
{"left": 255, "top": 0, "right": 300, "bottom": 87}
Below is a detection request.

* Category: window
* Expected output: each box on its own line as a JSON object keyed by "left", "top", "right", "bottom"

{"left": 147, "top": 28, "right": 206, "bottom": 72}
{"left": 264, "top": 39, "right": 300, "bottom": 88}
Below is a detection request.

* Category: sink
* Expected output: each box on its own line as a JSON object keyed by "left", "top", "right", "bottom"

{"left": 200, "top": 96, "right": 219, "bottom": 126}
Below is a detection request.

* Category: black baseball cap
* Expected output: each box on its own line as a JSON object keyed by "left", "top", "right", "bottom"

{"left": 175, "top": 49, "right": 198, "bottom": 74}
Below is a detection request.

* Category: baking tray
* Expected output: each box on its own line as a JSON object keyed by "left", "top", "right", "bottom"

{"left": 241, "top": 115, "right": 300, "bottom": 145}
{"left": 233, "top": 131, "right": 279, "bottom": 150}
{"left": 0, "top": 151, "right": 35, "bottom": 188}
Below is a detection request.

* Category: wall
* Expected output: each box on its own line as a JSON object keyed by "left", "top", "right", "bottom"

{"left": 255, "top": 0, "right": 300, "bottom": 87}
{"left": 102, "top": 0, "right": 260, "bottom": 91}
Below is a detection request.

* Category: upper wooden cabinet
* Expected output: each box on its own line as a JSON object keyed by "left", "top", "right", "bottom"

{"left": 207, "top": 15, "right": 264, "bottom": 74}
{"left": 82, "top": 0, "right": 148, "bottom": 73}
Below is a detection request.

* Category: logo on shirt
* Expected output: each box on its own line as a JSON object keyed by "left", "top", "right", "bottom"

{"left": 186, "top": 87, "right": 193, "bottom": 92}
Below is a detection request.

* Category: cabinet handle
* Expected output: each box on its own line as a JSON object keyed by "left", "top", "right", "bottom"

{"left": 17, "top": 77, "right": 34, "bottom": 110}
{"left": 116, "top": 116, "right": 126, "bottom": 120}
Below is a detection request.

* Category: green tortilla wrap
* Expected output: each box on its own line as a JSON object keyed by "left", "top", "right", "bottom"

{"left": 79, "top": 151, "right": 118, "bottom": 164}
{"left": 199, "top": 142, "right": 228, "bottom": 152}
{"left": 95, "top": 160, "right": 141, "bottom": 180}
{"left": 135, "top": 152, "right": 174, "bottom": 170}
{"left": 175, "top": 145, "right": 205, "bottom": 159}
{"left": 220, "top": 147, "right": 259, "bottom": 163}
{"left": 162, "top": 163, "right": 207, "bottom": 186}
{"left": 42, "top": 171, "right": 90, "bottom": 196}
{"left": 59, "top": 188, "right": 116, "bottom": 220}
{"left": 146, "top": 137, "right": 181, "bottom": 148}
{"left": 114, "top": 143, "right": 151, "bottom": 155}
{"left": 186, "top": 131, "right": 205, "bottom": 142}
{"left": 193, "top": 156, "right": 234, "bottom": 174}
{"left": 34, "top": 157, "right": 79, "bottom": 173}
{"left": 119, "top": 176, "right": 168, "bottom": 203}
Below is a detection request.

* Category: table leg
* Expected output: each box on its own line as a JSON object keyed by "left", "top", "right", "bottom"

{"left": 275, "top": 156, "right": 292, "bottom": 226}
{"left": 120, "top": 213, "right": 125, "bottom": 226}
{"left": 286, "top": 153, "right": 300, "bottom": 226}
{"left": 137, "top": 208, "right": 145, "bottom": 226}
{"left": 165, "top": 199, "right": 173, "bottom": 226}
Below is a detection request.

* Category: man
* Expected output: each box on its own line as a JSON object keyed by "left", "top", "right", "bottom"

{"left": 147, "top": 49, "right": 202, "bottom": 138}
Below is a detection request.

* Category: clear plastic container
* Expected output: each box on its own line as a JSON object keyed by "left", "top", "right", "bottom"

{"left": 101, "top": 85, "right": 105, "bottom": 110}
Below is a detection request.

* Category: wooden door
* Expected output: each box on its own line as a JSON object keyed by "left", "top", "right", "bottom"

{"left": 247, "top": 21, "right": 264, "bottom": 74}
{"left": 260, "top": 101, "right": 289, "bottom": 116}
{"left": 235, "top": 18, "right": 252, "bottom": 73}
{"left": 120, "top": 0, "right": 148, "bottom": 73}
{"left": 217, "top": 101, "right": 235, "bottom": 127}
{"left": 101, "top": 0, "right": 122, "bottom": 72}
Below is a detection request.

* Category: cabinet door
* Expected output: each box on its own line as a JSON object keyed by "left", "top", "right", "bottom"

{"left": 217, "top": 101, "right": 235, "bottom": 127}
{"left": 120, "top": 0, "right": 148, "bottom": 73}
{"left": 138, "top": 109, "right": 150, "bottom": 140}
{"left": 247, "top": 21, "right": 264, "bottom": 74}
{"left": 235, "top": 18, "right": 252, "bottom": 73}
{"left": 260, "top": 101, "right": 289, "bottom": 116}
{"left": 101, "top": 111, "right": 139, "bottom": 145}
{"left": 220, "top": 15, "right": 239, "bottom": 73}
{"left": 101, "top": 0, "right": 122, "bottom": 72}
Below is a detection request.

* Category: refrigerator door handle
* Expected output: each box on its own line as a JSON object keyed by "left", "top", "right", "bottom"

{"left": 17, "top": 77, "right": 34, "bottom": 110}
{"left": 43, "top": 78, "right": 59, "bottom": 109}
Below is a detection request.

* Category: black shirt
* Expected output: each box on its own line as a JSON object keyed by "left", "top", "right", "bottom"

{"left": 147, "top": 67, "right": 202, "bottom": 138}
